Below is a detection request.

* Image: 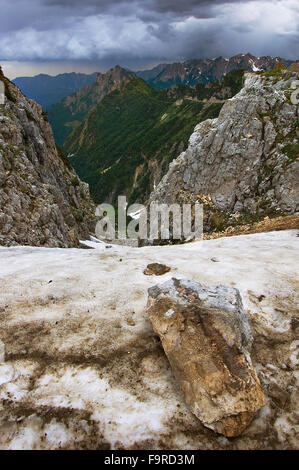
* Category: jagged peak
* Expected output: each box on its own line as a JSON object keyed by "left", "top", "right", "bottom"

{"left": 95, "top": 65, "right": 135, "bottom": 84}
{"left": 111, "top": 64, "right": 127, "bottom": 72}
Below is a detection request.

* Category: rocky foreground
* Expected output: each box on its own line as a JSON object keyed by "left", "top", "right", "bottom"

{"left": 0, "top": 230, "right": 298, "bottom": 449}
{"left": 147, "top": 279, "right": 266, "bottom": 437}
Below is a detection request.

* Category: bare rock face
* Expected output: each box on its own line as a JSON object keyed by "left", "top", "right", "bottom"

{"left": 0, "top": 67, "right": 96, "bottom": 247}
{"left": 288, "top": 61, "right": 299, "bottom": 72}
{"left": 149, "top": 70, "right": 299, "bottom": 232}
{"left": 147, "top": 278, "right": 266, "bottom": 437}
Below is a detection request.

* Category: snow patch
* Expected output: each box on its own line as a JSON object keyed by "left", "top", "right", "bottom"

{"left": 0, "top": 230, "right": 298, "bottom": 449}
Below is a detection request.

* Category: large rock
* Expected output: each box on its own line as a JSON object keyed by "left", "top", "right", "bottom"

{"left": 147, "top": 278, "right": 266, "bottom": 437}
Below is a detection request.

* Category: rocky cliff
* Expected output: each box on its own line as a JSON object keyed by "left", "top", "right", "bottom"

{"left": 0, "top": 67, "right": 95, "bottom": 248}
{"left": 149, "top": 68, "right": 299, "bottom": 233}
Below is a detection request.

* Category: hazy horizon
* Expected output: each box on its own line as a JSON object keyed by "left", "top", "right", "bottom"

{"left": 2, "top": 59, "right": 168, "bottom": 80}
{"left": 2, "top": 53, "right": 297, "bottom": 81}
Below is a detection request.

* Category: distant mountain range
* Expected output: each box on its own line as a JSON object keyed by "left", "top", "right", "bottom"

{"left": 13, "top": 54, "right": 293, "bottom": 109}
{"left": 13, "top": 72, "right": 98, "bottom": 108}
{"left": 136, "top": 54, "right": 293, "bottom": 89}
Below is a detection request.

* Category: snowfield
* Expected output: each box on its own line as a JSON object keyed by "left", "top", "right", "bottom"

{"left": 0, "top": 230, "right": 298, "bottom": 449}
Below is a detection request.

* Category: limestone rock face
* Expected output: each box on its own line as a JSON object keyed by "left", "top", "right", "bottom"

{"left": 147, "top": 278, "right": 266, "bottom": 437}
{"left": 288, "top": 61, "right": 299, "bottom": 72}
{"left": 0, "top": 67, "right": 95, "bottom": 247}
{"left": 149, "top": 71, "right": 299, "bottom": 230}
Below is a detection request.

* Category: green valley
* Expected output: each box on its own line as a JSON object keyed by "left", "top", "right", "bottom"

{"left": 63, "top": 70, "right": 245, "bottom": 204}
{"left": 47, "top": 66, "right": 136, "bottom": 146}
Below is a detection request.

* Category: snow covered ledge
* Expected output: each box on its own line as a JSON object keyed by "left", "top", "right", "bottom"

{"left": 0, "top": 230, "right": 298, "bottom": 449}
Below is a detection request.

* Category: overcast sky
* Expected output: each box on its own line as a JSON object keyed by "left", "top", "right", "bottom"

{"left": 1, "top": 0, "right": 298, "bottom": 78}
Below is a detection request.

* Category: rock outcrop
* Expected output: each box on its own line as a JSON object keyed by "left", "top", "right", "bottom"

{"left": 0, "top": 67, "right": 95, "bottom": 247}
{"left": 147, "top": 278, "right": 266, "bottom": 437}
{"left": 288, "top": 61, "right": 299, "bottom": 73}
{"left": 149, "top": 70, "right": 299, "bottom": 233}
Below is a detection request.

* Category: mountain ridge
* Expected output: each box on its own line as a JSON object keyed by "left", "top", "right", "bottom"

{"left": 47, "top": 65, "right": 136, "bottom": 146}
{"left": 137, "top": 53, "right": 293, "bottom": 89}
{"left": 13, "top": 53, "right": 293, "bottom": 111}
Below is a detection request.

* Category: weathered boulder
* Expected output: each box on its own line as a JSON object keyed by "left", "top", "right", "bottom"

{"left": 147, "top": 278, "right": 266, "bottom": 437}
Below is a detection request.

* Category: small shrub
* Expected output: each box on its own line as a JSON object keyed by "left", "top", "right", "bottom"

{"left": 71, "top": 176, "right": 80, "bottom": 187}
{"left": 42, "top": 110, "right": 49, "bottom": 122}
{"left": 209, "top": 210, "right": 230, "bottom": 232}
{"left": 283, "top": 143, "right": 299, "bottom": 162}
{"left": 25, "top": 109, "right": 36, "bottom": 122}
{"left": 56, "top": 144, "right": 72, "bottom": 170}
{"left": 3, "top": 78, "right": 16, "bottom": 103}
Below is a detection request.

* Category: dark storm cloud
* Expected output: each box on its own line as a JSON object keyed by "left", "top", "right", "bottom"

{"left": 46, "top": 0, "right": 239, "bottom": 13}
{"left": 148, "top": 0, "right": 240, "bottom": 14}
{"left": 0, "top": 0, "right": 298, "bottom": 70}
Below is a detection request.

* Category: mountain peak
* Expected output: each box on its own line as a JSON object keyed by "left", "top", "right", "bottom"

{"left": 96, "top": 65, "right": 135, "bottom": 84}
{"left": 48, "top": 65, "right": 137, "bottom": 146}
{"left": 111, "top": 64, "right": 126, "bottom": 72}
